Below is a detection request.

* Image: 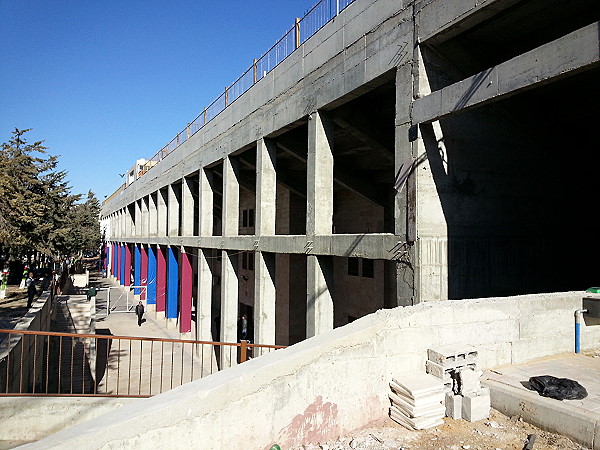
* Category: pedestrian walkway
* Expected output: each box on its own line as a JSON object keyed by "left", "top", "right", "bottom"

{"left": 65, "top": 273, "right": 214, "bottom": 397}
{"left": 483, "top": 353, "right": 600, "bottom": 449}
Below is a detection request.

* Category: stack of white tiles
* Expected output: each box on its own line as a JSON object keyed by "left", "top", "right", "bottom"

{"left": 388, "top": 373, "right": 446, "bottom": 430}
{"left": 426, "top": 345, "right": 490, "bottom": 422}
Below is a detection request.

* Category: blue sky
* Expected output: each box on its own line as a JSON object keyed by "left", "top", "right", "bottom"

{"left": 0, "top": 0, "right": 316, "bottom": 201}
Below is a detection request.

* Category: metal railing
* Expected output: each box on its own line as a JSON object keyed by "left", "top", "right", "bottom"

{"left": 0, "top": 329, "right": 285, "bottom": 398}
{"left": 132, "top": 0, "right": 357, "bottom": 185}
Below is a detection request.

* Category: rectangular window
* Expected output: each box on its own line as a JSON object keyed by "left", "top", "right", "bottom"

{"left": 242, "top": 210, "right": 249, "bottom": 227}
{"left": 248, "top": 209, "right": 255, "bottom": 227}
{"left": 348, "top": 258, "right": 359, "bottom": 276}
{"left": 362, "top": 258, "right": 374, "bottom": 278}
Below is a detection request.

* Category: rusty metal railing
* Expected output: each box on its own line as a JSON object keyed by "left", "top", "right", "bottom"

{"left": 0, "top": 329, "right": 285, "bottom": 398}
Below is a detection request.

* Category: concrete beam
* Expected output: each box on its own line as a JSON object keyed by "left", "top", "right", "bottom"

{"left": 413, "top": 22, "right": 600, "bottom": 125}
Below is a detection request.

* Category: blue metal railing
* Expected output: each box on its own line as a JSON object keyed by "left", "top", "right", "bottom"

{"left": 136, "top": 0, "right": 356, "bottom": 181}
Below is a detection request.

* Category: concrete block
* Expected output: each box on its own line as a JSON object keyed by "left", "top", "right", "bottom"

{"left": 428, "top": 345, "right": 478, "bottom": 368}
{"left": 425, "top": 360, "right": 452, "bottom": 381}
{"left": 461, "top": 387, "right": 490, "bottom": 422}
{"left": 457, "top": 368, "right": 482, "bottom": 395}
{"left": 445, "top": 392, "right": 462, "bottom": 419}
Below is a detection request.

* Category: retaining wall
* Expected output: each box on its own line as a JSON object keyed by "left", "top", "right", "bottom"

{"left": 0, "top": 292, "right": 52, "bottom": 394}
{"left": 23, "top": 291, "right": 600, "bottom": 449}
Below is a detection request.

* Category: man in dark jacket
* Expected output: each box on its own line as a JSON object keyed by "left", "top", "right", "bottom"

{"left": 135, "top": 301, "right": 145, "bottom": 327}
{"left": 25, "top": 272, "right": 36, "bottom": 308}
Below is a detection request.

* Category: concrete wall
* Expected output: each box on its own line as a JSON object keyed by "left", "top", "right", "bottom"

{"left": 0, "top": 292, "right": 52, "bottom": 394}
{"left": 24, "top": 291, "right": 600, "bottom": 449}
{"left": 0, "top": 397, "right": 138, "bottom": 444}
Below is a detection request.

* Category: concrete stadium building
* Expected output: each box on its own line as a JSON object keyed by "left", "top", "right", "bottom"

{"left": 101, "top": 0, "right": 600, "bottom": 366}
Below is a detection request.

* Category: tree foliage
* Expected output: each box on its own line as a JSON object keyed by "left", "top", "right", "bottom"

{"left": 0, "top": 128, "right": 101, "bottom": 260}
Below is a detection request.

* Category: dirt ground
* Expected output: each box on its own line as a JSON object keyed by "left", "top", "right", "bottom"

{"left": 293, "top": 409, "right": 587, "bottom": 450}
{"left": 0, "top": 286, "right": 29, "bottom": 331}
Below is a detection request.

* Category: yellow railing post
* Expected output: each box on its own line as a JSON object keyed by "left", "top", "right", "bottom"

{"left": 240, "top": 340, "right": 248, "bottom": 363}
{"left": 253, "top": 58, "right": 258, "bottom": 83}
{"left": 225, "top": 86, "right": 229, "bottom": 107}
{"left": 295, "top": 18, "right": 301, "bottom": 48}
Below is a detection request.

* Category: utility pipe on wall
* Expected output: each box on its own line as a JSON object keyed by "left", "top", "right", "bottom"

{"left": 574, "top": 309, "right": 588, "bottom": 353}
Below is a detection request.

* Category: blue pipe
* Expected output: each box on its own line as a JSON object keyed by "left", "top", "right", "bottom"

{"left": 575, "top": 309, "right": 587, "bottom": 353}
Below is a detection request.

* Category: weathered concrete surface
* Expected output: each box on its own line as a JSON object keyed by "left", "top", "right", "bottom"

{"left": 483, "top": 354, "right": 600, "bottom": 449}
{"left": 0, "top": 397, "right": 138, "bottom": 444}
{"left": 21, "top": 291, "right": 600, "bottom": 449}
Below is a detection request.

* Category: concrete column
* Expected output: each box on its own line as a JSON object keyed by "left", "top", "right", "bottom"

{"left": 134, "top": 245, "right": 141, "bottom": 296}
{"left": 166, "top": 246, "right": 179, "bottom": 328}
{"left": 222, "top": 156, "right": 239, "bottom": 237}
{"left": 306, "top": 255, "right": 333, "bottom": 338}
{"left": 124, "top": 244, "right": 132, "bottom": 287}
{"left": 307, "top": 111, "right": 334, "bottom": 235}
{"left": 180, "top": 248, "right": 193, "bottom": 334}
{"left": 256, "top": 138, "right": 277, "bottom": 235}
{"left": 181, "top": 177, "right": 194, "bottom": 236}
{"left": 156, "top": 246, "right": 167, "bottom": 318}
{"left": 220, "top": 249, "right": 238, "bottom": 368}
{"left": 149, "top": 193, "right": 158, "bottom": 237}
{"left": 140, "top": 245, "right": 148, "bottom": 301}
{"left": 146, "top": 245, "right": 157, "bottom": 310}
{"left": 168, "top": 183, "right": 180, "bottom": 237}
{"left": 199, "top": 168, "right": 214, "bottom": 237}
{"left": 157, "top": 188, "right": 168, "bottom": 237}
{"left": 134, "top": 200, "right": 141, "bottom": 237}
{"left": 197, "top": 248, "right": 217, "bottom": 373}
{"left": 141, "top": 196, "right": 149, "bottom": 238}
{"left": 254, "top": 251, "right": 276, "bottom": 352}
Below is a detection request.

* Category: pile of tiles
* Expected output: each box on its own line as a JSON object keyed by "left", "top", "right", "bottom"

{"left": 388, "top": 373, "right": 445, "bottom": 430}
{"left": 426, "top": 344, "right": 490, "bottom": 422}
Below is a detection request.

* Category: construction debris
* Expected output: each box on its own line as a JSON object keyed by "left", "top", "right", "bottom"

{"left": 388, "top": 373, "right": 445, "bottom": 430}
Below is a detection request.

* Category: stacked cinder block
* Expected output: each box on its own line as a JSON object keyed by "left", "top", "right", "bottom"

{"left": 388, "top": 373, "right": 445, "bottom": 430}
{"left": 426, "top": 345, "right": 490, "bottom": 422}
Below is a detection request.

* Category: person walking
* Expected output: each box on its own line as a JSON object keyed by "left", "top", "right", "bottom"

{"left": 25, "top": 272, "right": 36, "bottom": 308}
{"left": 135, "top": 301, "right": 145, "bottom": 327}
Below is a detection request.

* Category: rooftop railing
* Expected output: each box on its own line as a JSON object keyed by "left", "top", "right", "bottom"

{"left": 135, "top": 0, "right": 356, "bottom": 183}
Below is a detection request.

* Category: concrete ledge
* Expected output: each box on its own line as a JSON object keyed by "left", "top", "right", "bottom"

{"left": 0, "top": 397, "right": 139, "bottom": 442}
{"left": 483, "top": 378, "right": 600, "bottom": 449}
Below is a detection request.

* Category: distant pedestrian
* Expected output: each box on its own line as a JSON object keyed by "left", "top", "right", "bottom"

{"left": 25, "top": 272, "right": 36, "bottom": 308}
{"left": 135, "top": 301, "right": 145, "bottom": 327}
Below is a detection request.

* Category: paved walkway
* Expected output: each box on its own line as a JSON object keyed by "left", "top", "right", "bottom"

{"left": 80, "top": 274, "right": 217, "bottom": 396}
{"left": 483, "top": 353, "right": 600, "bottom": 449}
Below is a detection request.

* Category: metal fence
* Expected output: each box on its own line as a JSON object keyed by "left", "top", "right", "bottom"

{"left": 0, "top": 329, "right": 285, "bottom": 398}
{"left": 137, "top": 0, "right": 357, "bottom": 182}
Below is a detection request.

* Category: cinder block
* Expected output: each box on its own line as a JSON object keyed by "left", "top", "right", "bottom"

{"left": 457, "top": 368, "right": 482, "bottom": 395}
{"left": 428, "top": 345, "right": 478, "bottom": 369}
{"left": 445, "top": 392, "right": 462, "bottom": 419}
{"left": 425, "top": 360, "right": 452, "bottom": 381}
{"left": 461, "top": 388, "right": 490, "bottom": 422}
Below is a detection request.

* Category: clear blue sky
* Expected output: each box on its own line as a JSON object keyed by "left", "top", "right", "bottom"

{"left": 0, "top": 0, "right": 316, "bottom": 201}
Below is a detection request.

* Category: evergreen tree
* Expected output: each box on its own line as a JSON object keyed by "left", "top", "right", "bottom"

{"left": 0, "top": 128, "right": 101, "bottom": 262}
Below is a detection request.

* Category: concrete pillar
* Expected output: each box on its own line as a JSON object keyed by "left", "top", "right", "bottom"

{"left": 222, "top": 156, "right": 239, "bottom": 237}
{"left": 306, "top": 255, "right": 333, "bottom": 338}
{"left": 134, "top": 200, "right": 141, "bottom": 237}
{"left": 181, "top": 176, "right": 194, "bottom": 236}
{"left": 141, "top": 196, "right": 149, "bottom": 238}
{"left": 180, "top": 248, "right": 193, "bottom": 334}
{"left": 147, "top": 245, "right": 157, "bottom": 310}
{"left": 156, "top": 246, "right": 167, "bottom": 318}
{"left": 134, "top": 245, "right": 141, "bottom": 296}
{"left": 140, "top": 245, "right": 148, "bottom": 301}
{"left": 307, "top": 111, "right": 334, "bottom": 235}
{"left": 254, "top": 251, "right": 276, "bottom": 352}
{"left": 124, "top": 244, "right": 131, "bottom": 287}
{"left": 199, "top": 167, "right": 214, "bottom": 236}
{"left": 197, "top": 248, "right": 217, "bottom": 374}
{"left": 149, "top": 193, "right": 158, "bottom": 237}
{"left": 220, "top": 249, "right": 238, "bottom": 368}
{"left": 166, "top": 246, "right": 179, "bottom": 328}
{"left": 168, "top": 183, "right": 180, "bottom": 237}
{"left": 256, "top": 138, "right": 277, "bottom": 235}
{"left": 157, "top": 188, "right": 168, "bottom": 237}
